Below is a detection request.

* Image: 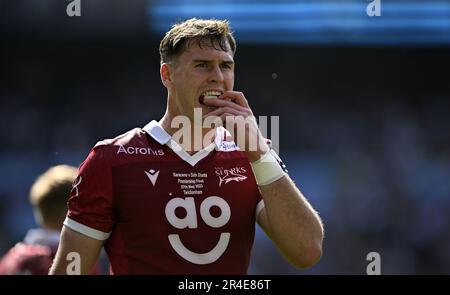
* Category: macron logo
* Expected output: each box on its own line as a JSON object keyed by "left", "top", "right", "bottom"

{"left": 145, "top": 169, "right": 160, "bottom": 186}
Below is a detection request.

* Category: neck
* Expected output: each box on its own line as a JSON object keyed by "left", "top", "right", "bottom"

{"left": 159, "top": 110, "right": 217, "bottom": 154}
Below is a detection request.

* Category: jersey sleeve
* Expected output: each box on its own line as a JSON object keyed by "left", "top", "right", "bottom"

{"left": 64, "top": 145, "right": 114, "bottom": 241}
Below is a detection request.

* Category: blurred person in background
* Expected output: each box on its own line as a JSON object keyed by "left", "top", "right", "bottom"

{"left": 49, "top": 18, "right": 324, "bottom": 275}
{"left": 0, "top": 165, "right": 77, "bottom": 275}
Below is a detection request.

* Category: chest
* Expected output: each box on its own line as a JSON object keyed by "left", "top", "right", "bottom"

{"left": 110, "top": 153, "right": 260, "bottom": 231}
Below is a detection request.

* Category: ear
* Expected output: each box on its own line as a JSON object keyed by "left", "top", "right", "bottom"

{"left": 160, "top": 63, "right": 173, "bottom": 87}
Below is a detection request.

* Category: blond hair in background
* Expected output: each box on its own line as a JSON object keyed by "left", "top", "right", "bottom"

{"left": 29, "top": 165, "right": 78, "bottom": 230}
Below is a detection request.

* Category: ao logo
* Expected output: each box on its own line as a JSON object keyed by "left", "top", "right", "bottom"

{"left": 165, "top": 196, "right": 231, "bottom": 264}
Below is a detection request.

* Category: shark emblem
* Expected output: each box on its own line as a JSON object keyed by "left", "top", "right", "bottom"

{"left": 217, "top": 170, "right": 247, "bottom": 187}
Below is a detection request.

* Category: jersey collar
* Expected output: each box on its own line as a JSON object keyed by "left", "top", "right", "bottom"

{"left": 143, "top": 120, "right": 227, "bottom": 166}
{"left": 142, "top": 120, "right": 172, "bottom": 145}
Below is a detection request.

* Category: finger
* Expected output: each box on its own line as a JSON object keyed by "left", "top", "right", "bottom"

{"left": 219, "top": 91, "right": 250, "bottom": 108}
{"left": 204, "top": 96, "right": 248, "bottom": 113}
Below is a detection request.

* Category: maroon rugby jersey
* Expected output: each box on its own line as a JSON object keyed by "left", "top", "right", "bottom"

{"left": 64, "top": 120, "right": 264, "bottom": 274}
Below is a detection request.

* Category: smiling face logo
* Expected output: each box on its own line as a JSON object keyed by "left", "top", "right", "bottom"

{"left": 165, "top": 196, "right": 231, "bottom": 264}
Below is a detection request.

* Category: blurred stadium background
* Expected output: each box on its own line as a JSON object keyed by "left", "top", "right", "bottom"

{"left": 1, "top": 0, "right": 449, "bottom": 274}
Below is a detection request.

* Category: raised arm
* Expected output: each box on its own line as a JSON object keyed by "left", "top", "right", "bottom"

{"left": 202, "top": 90, "right": 324, "bottom": 269}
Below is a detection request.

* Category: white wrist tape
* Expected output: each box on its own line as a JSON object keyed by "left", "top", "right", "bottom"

{"left": 251, "top": 150, "right": 286, "bottom": 186}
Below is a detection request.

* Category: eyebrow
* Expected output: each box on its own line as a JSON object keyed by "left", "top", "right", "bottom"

{"left": 192, "top": 59, "right": 235, "bottom": 65}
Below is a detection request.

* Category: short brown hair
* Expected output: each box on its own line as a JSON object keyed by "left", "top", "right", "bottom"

{"left": 159, "top": 18, "right": 236, "bottom": 64}
{"left": 29, "top": 165, "right": 78, "bottom": 228}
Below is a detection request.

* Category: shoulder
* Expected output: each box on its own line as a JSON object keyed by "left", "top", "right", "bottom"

{"left": 93, "top": 128, "right": 147, "bottom": 151}
{"left": 83, "top": 127, "right": 165, "bottom": 166}
{"left": 87, "top": 127, "right": 155, "bottom": 157}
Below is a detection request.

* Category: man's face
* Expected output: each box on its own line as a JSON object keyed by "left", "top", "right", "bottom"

{"left": 164, "top": 41, "right": 235, "bottom": 121}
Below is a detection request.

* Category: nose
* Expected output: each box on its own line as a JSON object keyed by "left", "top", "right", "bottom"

{"left": 208, "top": 64, "right": 224, "bottom": 83}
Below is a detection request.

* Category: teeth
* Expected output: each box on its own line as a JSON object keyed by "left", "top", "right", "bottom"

{"left": 202, "top": 90, "right": 221, "bottom": 97}
{"left": 200, "top": 90, "right": 222, "bottom": 106}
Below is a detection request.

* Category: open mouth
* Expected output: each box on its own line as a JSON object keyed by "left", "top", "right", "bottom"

{"left": 199, "top": 90, "right": 222, "bottom": 106}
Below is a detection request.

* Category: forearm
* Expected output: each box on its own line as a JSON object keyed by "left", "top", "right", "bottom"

{"left": 259, "top": 175, "right": 324, "bottom": 268}
{"left": 49, "top": 249, "right": 72, "bottom": 275}
{"left": 49, "top": 226, "right": 103, "bottom": 275}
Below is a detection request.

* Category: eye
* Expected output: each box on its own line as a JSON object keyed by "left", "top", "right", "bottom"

{"left": 220, "top": 63, "right": 233, "bottom": 70}
{"left": 195, "top": 63, "right": 208, "bottom": 68}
